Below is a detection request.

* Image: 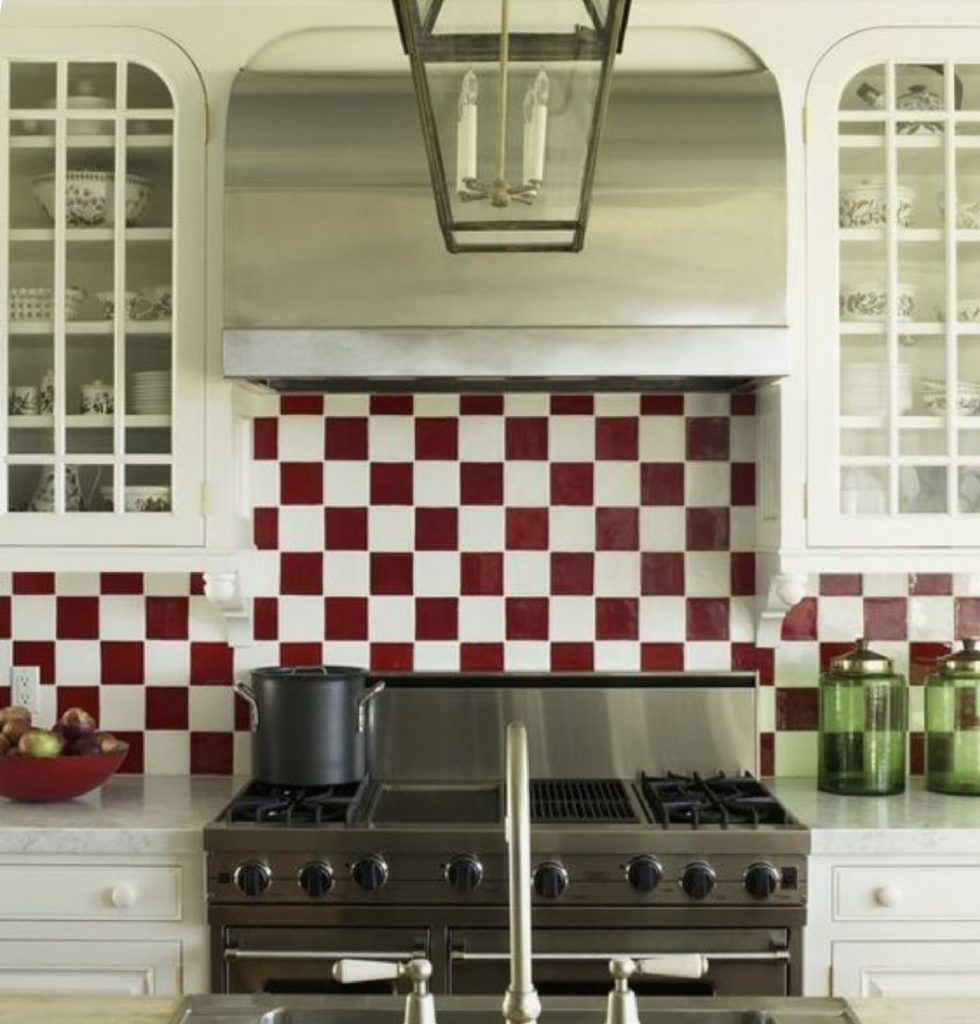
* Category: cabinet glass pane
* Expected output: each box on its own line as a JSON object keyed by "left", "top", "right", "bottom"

{"left": 841, "top": 465, "right": 889, "bottom": 514}
{"left": 9, "top": 464, "right": 49, "bottom": 512}
{"left": 127, "top": 65, "right": 172, "bottom": 111}
{"left": 9, "top": 63, "right": 56, "bottom": 112}
{"left": 959, "top": 466, "right": 980, "bottom": 512}
{"left": 899, "top": 465, "right": 947, "bottom": 514}
{"left": 896, "top": 64, "right": 946, "bottom": 135}
{"left": 67, "top": 463, "right": 111, "bottom": 513}
{"left": 124, "top": 463, "right": 171, "bottom": 513}
{"left": 840, "top": 63, "right": 886, "bottom": 124}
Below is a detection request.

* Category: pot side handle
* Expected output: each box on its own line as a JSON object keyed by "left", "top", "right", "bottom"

{"left": 233, "top": 679, "right": 259, "bottom": 729}
{"left": 357, "top": 680, "right": 386, "bottom": 733}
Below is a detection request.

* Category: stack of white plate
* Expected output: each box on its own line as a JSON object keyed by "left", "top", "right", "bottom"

{"left": 130, "top": 370, "right": 171, "bottom": 414}
{"left": 842, "top": 362, "right": 913, "bottom": 416}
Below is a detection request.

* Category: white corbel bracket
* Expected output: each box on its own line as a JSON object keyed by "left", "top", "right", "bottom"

{"left": 203, "top": 570, "right": 253, "bottom": 648}
{"left": 756, "top": 571, "right": 809, "bottom": 649}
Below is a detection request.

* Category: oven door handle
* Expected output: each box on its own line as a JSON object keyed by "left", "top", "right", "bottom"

{"left": 224, "top": 949, "right": 422, "bottom": 961}
{"left": 449, "top": 951, "right": 790, "bottom": 963}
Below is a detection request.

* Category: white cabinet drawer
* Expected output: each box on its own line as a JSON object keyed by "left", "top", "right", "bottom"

{"left": 0, "top": 865, "right": 181, "bottom": 921}
{"left": 834, "top": 864, "right": 980, "bottom": 922}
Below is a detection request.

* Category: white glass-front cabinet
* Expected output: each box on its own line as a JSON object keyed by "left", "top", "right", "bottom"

{"left": 807, "top": 29, "right": 980, "bottom": 548}
{"left": 0, "top": 29, "right": 205, "bottom": 546}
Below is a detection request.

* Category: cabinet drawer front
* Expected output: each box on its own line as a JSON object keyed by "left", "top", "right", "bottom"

{"left": 0, "top": 865, "right": 181, "bottom": 921}
{"left": 834, "top": 865, "right": 980, "bottom": 921}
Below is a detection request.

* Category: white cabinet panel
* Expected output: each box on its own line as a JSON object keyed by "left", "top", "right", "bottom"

{"left": 834, "top": 864, "right": 980, "bottom": 921}
{"left": 833, "top": 941, "right": 980, "bottom": 996}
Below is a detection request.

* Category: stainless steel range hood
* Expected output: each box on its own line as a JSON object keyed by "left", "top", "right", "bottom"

{"left": 223, "top": 29, "right": 788, "bottom": 393}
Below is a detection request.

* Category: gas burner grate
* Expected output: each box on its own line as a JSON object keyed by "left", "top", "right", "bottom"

{"left": 530, "top": 779, "right": 638, "bottom": 823}
{"left": 222, "top": 780, "right": 362, "bottom": 826}
{"left": 640, "top": 771, "right": 796, "bottom": 830}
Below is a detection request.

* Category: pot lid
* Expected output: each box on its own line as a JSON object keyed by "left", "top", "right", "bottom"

{"left": 937, "top": 639, "right": 980, "bottom": 676}
{"left": 830, "top": 638, "right": 894, "bottom": 677}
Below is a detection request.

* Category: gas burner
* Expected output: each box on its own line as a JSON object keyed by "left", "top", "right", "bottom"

{"left": 223, "top": 780, "right": 362, "bottom": 826}
{"left": 639, "top": 771, "right": 797, "bottom": 829}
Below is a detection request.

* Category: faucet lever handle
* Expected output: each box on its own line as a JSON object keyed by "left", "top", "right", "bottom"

{"left": 332, "top": 958, "right": 402, "bottom": 984}
{"left": 635, "top": 954, "right": 709, "bottom": 979}
{"left": 333, "top": 957, "right": 437, "bottom": 1024}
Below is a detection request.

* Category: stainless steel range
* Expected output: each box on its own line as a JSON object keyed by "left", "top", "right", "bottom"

{"left": 205, "top": 674, "right": 808, "bottom": 998}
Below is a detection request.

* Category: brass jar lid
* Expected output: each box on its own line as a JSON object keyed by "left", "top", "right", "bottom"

{"left": 830, "top": 638, "right": 894, "bottom": 677}
{"left": 937, "top": 638, "right": 980, "bottom": 676}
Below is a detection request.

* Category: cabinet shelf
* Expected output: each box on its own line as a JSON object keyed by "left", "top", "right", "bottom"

{"left": 9, "top": 320, "right": 171, "bottom": 337}
{"left": 840, "top": 321, "right": 980, "bottom": 336}
{"left": 9, "top": 135, "right": 173, "bottom": 149}
{"left": 9, "top": 227, "right": 171, "bottom": 243}
{"left": 8, "top": 414, "right": 171, "bottom": 430}
{"left": 841, "top": 415, "right": 980, "bottom": 430}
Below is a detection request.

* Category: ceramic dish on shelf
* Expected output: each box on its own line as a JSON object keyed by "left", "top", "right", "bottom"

{"left": 840, "top": 281, "right": 916, "bottom": 321}
{"left": 938, "top": 192, "right": 980, "bottom": 230}
{"left": 957, "top": 298, "right": 980, "bottom": 322}
{"left": 98, "top": 485, "right": 171, "bottom": 513}
{"left": 840, "top": 180, "right": 915, "bottom": 228}
{"left": 919, "top": 377, "right": 980, "bottom": 415}
{"left": 94, "top": 290, "right": 155, "bottom": 321}
{"left": 841, "top": 361, "right": 912, "bottom": 415}
{"left": 8, "top": 286, "right": 84, "bottom": 322}
{"left": 39, "top": 80, "right": 113, "bottom": 136}
{"left": 31, "top": 170, "right": 153, "bottom": 227}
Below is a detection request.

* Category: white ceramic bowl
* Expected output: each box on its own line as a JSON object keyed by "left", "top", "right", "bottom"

{"left": 840, "top": 282, "right": 916, "bottom": 322}
{"left": 31, "top": 170, "right": 153, "bottom": 227}
{"left": 8, "top": 286, "right": 84, "bottom": 321}
{"left": 99, "top": 486, "right": 171, "bottom": 512}
{"left": 957, "top": 298, "right": 980, "bottom": 322}
{"left": 919, "top": 378, "right": 980, "bottom": 415}
{"left": 840, "top": 181, "right": 915, "bottom": 228}
{"left": 938, "top": 192, "right": 980, "bottom": 230}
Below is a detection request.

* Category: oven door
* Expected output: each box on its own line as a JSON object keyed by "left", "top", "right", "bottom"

{"left": 222, "top": 927, "right": 430, "bottom": 995}
{"left": 448, "top": 928, "right": 790, "bottom": 997}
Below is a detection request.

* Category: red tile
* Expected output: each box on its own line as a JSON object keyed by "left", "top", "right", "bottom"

{"left": 145, "top": 686, "right": 188, "bottom": 729}
{"left": 910, "top": 732, "right": 925, "bottom": 776}
{"left": 114, "top": 731, "right": 144, "bottom": 774}
{"left": 910, "top": 641, "right": 951, "bottom": 684}
{"left": 280, "top": 552, "right": 323, "bottom": 595}
{"left": 506, "top": 508, "right": 548, "bottom": 550}
{"left": 910, "top": 573, "right": 953, "bottom": 596}
{"left": 461, "top": 463, "right": 504, "bottom": 505}
{"left": 461, "top": 642, "right": 504, "bottom": 670}
{"left": 550, "top": 395, "right": 593, "bottom": 414}
{"left": 146, "top": 596, "right": 189, "bottom": 640}
{"left": 550, "top": 642, "right": 594, "bottom": 670}
{"left": 56, "top": 685, "right": 99, "bottom": 721}
{"left": 234, "top": 693, "right": 251, "bottom": 731}
{"left": 731, "top": 463, "right": 756, "bottom": 506}
{"left": 864, "top": 597, "right": 908, "bottom": 640}
{"left": 190, "top": 732, "right": 233, "bottom": 774}
{"left": 820, "top": 574, "right": 863, "bottom": 596}
{"left": 461, "top": 395, "right": 504, "bottom": 415}
{"left": 957, "top": 597, "right": 980, "bottom": 638}
{"left": 731, "top": 552, "right": 756, "bottom": 597}
{"left": 505, "top": 418, "right": 548, "bottom": 460}
{"left": 416, "top": 597, "right": 458, "bottom": 640}
{"left": 595, "top": 417, "right": 638, "bottom": 460}
{"left": 370, "top": 553, "right": 413, "bottom": 595}
{"left": 686, "top": 417, "right": 730, "bottom": 460}
{"left": 640, "top": 463, "right": 684, "bottom": 505}
{"left": 280, "top": 462, "right": 323, "bottom": 505}
{"left": 56, "top": 596, "right": 99, "bottom": 640}
{"left": 819, "top": 641, "right": 854, "bottom": 673}
{"left": 596, "top": 597, "right": 638, "bottom": 640}
{"left": 759, "top": 732, "right": 775, "bottom": 776}
{"left": 0, "top": 686, "right": 8, "bottom": 707}
{"left": 370, "top": 463, "right": 413, "bottom": 505}
{"left": 550, "top": 463, "right": 593, "bottom": 506}
{"left": 461, "top": 553, "right": 503, "bottom": 595}
{"left": 506, "top": 597, "right": 548, "bottom": 640}
{"left": 281, "top": 394, "right": 323, "bottom": 415}
{"left": 370, "top": 643, "right": 414, "bottom": 671}
{"left": 325, "top": 597, "right": 369, "bottom": 640}
{"left": 325, "top": 507, "right": 368, "bottom": 550}
{"left": 253, "top": 417, "right": 278, "bottom": 460}
{"left": 596, "top": 507, "right": 638, "bottom": 550}
{"left": 686, "top": 507, "right": 730, "bottom": 551}
{"left": 415, "top": 418, "right": 458, "bottom": 460}
{"left": 641, "top": 553, "right": 685, "bottom": 595}
{"left": 190, "top": 642, "right": 233, "bottom": 685}
{"left": 640, "top": 394, "right": 684, "bottom": 415}
{"left": 190, "top": 573, "right": 206, "bottom": 596}
{"left": 254, "top": 507, "right": 279, "bottom": 550}
{"left": 253, "top": 597, "right": 278, "bottom": 641}
{"left": 732, "top": 642, "right": 774, "bottom": 686}
{"left": 686, "top": 598, "right": 730, "bottom": 641}
{"left": 0, "top": 596, "right": 10, "bottom": 638}
{"left": 731, "top": 393, "right": 756, "bottom": 415}
{"left": 782, "top": 597, "right": 818, "bottom": 641}
{"left": 13, "top": 572, "right": 54, "bottom": 595}
{"left": 325, "top": 417, "right": 368, "bottom": 460}
{"left": 100, "top": 641, "right": 143, "bottom": 685}
{"left": 550, "top": 553, "right": 594, "bottom": 595}
{"left": 100, "top": 572, "right": 143, "bottom": 595}
{"left": 415, "top": 507, "right": 458, "bottom": 550}
{"left": 279, "top": 642, "right": 323, "bottom": 666}
{"left": 776, "top": 688, "right": 818, "bottom": 730}
{"left": 640, "top": 642, "right": 684, "bottom": 670}
{"left": 13, "top": 641, "right": 55, "bottom": 685}
{"left": 370, "top": 395, "right": 413, "bottom": 415}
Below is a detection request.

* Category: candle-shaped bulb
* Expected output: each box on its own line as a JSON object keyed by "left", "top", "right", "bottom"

{"left": 522, "top": 67, "right": 549, "bottom": 187}
{"left": 457, "top": 68, "right": 479, "bottom": 194}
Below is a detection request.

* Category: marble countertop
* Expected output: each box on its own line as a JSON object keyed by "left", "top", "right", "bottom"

{"left": 0, "top": 775, "right": 242, "bottom": 854}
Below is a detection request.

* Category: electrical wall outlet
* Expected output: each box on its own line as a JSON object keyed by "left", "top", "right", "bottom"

{"left": 10, "top": 666, "right": 41, "bottom": 717}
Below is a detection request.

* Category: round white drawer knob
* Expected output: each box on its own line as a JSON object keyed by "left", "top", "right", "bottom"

{"left": 109, "top": 883, "right": 136, "bottom": 908}
{"left": 874, "top": 884, "right": 901, "bottom": 907}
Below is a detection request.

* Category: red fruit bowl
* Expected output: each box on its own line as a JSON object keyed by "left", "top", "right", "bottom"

{"left": 0, "top": 748, "right": 128, "bottom": 802}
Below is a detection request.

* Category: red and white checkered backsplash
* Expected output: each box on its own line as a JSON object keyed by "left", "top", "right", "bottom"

{"left": 0, "top": 392, "right": 968, "bottom": 775}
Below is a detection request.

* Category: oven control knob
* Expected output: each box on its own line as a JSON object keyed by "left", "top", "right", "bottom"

{"left": 446, "top": 854, "right": 484, "bottom": 893}
{"left": 235, "top": 861, "right": 271, "bottom": 898}
{"left": 352, "top": 855, "right": 389, "bottom": 892}
{"left": 533, "top": 861, "right": 569, "bottom": 899}
{"left": 681, "top": 861, "right": 716, "bottom": 900}
{"left": 627, "top": 855, "right": 663, "bottom": 893}
{"left": 299, "top": 861, "right": 334, "bottom": 898}
{"left": 744, "top": 862, "right": 780, "bottom": 901}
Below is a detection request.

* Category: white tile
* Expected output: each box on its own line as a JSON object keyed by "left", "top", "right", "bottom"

{"left": 144, "top": 641, "right": 190, "bottom": 686}
{"left": 233, "top": 732, "right": 253, "bottom": 775}
{"left": 369, "top": 417, "right": 414, "bottom": 461}
{"left": 502, "top": 641, "right": 549, "bottom": 670}
{"left": 99, "top": 687, "right": 145, "bottom": 731}
{"left": 730, "top": 417, "right": 756, "bottom": 461}
{"left": 874, "top": 640, "right": 909, "bottom": 678}
{"left": 38, "top": 685, "right": 57, "bottom": 728}
{"left": 729, "top": 598, "right": 755, "bottom": 642}
{"left": 549, "top": 507, "right": 595, "bottom": 551}
{"left": 247, "top": 552, "right": 280, "bottom": 597}
{"left": 369, "top": 597, "right": 415, "bottom": 641}
{"left": 322, "top": 641, "right": 370, "bottom": 666}
{"left": 324, "top": 463, "right": 370, "bottom": 506}
{"left": 730, "top": 507, "right": 756, "bottom": 550}
{"left": 324, "top": 395, "right": 369, "bottom": 415}
{"left": 414, "top": 395, "right": 459, "bottom": 416}
{"left": 0, "top": 641, "right": 11, "bottom": 674}
{"left": 864, "top": 573, "right": 908, "bottom": 597}
{"left": 324, "top": 552, "right": 370, "bottom": 595}
{"left": 278, "top": 506, "right": 325, "bottom": 551}
{"left": 189, "top": 597, "right": 228, "bottom": 642}
{"left": 639, "top": 416, "right": 685, "bottom": 461}
{"left": 639, "top": 597, "right": 686, "bottom": 640}
{"left": 909, "top": 595, "right": 955, "bottom": 640}
{"left": 503, "top": 395, "right": 549, "bottom": 416}
{"left": 144, "top": 573, "right": 191, "bottom": 596}
{"left": 684, "top": 642, "right": 730, "bottom": 670}
{"left": 817, "top": 596, "right": 864, "bottom": 640}
{"left": 549, "top": 416, "right": 594, "bottom": 461}
{"left": 189, "top": 688, "right": 234, "bottom": 732}
{"left": 413, "top": 642, "right": 459, "bottom": 670}
{"left": 773, "top": 641, "right": 819, "bottom": 687}
{"left": 459, "top": 597, "right": 505, "bottom": 641}
{"left": 594, "top": 552, "right": 640, "bottom": 596}
{"left": 251, "top": 461, "right": 280, "bottom": 506}
{"left": 954, "top": 572, "right": 980, "bottom": 596}
{"left": 548, "top": 597, "right": 594, "bottom": 640}
{"left": 685, "top": 394, "right": 729, "bottom": 416}
{"left": 368, "top": 507, "right": 414, "bottom": 551}
{"left": 97, "top": 595, "right": 145, "bottom": 640}
{"left": 685, "top": 552, "right": 730, "bottom": 597}
{"left": 55, "top": 573, "right": 99, "bottom": 595}
{"left": 0, "top": 574, "right": 12, "bottom": 596}
{"left": 235, "top": 641, "right": 280, "bottom": 675}
{"left": 504, "top": 552, "right": 550, "bottom": 596}
{"left": 639, "top": 507, "right": 685, "bottom": 551}
{"left": 144, "top": 731, "right": 190, "bottom": 774}
{"left": 279, "top": 416, "right": 325, "bottom": 461}
{"left": 908, "top": 686, "right": 925, "bottom": 732}
{"left": 774, "top": 732, "right": 817, "bottom": 777}
{"left": 54, "top": 641, "right": 100, "bottom": 683}
{"left": 757, "top": 685, "right": 776, "bottom": 732}
{"left": 413, "top": 553, "right": 460, "bottom": 596}
{"left": 458, "top": 416, "right": 505, "bottom": 461}
{"left": 277, "top": 596, "right": 324, "bottom": 642}
{"left": 414, "top": 462, "right": 459, "bottom": 506}
{"left": 685, "top": 463, "right": 730, "bottom": 506}
{"left": 594, "top": 641, "right": 639, "bottom": 670}
{"left": 459, "top": 507, "right": 505, "bottom": 551}
{"left": 594, "top": 394, "right": 639, "bottom": 416}
{"left": 594, "top": 464, "right": 639, "bottom": 506}
{"left": 504, "top": 463, "right": 549, "bottom": 505}
{"left": 12, "top": 596, "right": 55, "bottom": 640}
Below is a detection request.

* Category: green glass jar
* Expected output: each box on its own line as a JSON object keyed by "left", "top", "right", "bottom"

{"left": 925, "top": 639, "right": 980, "bottom": 795}
{"left": 818, "top": 638, "right": 907, "bottom": 795}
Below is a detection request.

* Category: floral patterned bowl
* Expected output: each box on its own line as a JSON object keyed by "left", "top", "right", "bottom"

{"left": 840, "top": 282, "right": 916, "bottom": 322}
{"left": 31, "top": 170, "right": 153, "bottom": 227}
{"left": 9, "top": 286, "right": 84, "bottom": 321}
{"left": 840, "top": 181, "right": 915, "bottom": 228}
